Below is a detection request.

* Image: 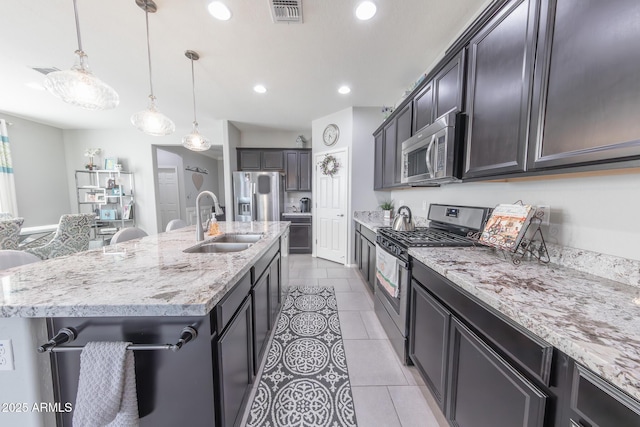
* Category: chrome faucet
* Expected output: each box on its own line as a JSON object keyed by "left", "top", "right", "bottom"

{"left": 196, "top": 190, "right": 223, "bottom": 242}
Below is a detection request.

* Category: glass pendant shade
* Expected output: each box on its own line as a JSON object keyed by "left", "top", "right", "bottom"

{"left": 182, "top": 123, "right": 211, "bottom": 151}
{"left": 44, "top": 50, "right": 119, "bottom": 110}
{"left": 131, "top": 96, "right": 175, "bottom": 136}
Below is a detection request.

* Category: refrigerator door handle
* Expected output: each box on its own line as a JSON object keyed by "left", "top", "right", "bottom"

{"left": 251, "top": 182, "right": 257, "bottom": 220}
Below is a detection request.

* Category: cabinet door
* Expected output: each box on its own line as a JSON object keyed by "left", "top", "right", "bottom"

{"left": 464, "top": 0, "right": 539, "bottom": 179}
{"left": 262, "top": 151, "right": 284, "bottom": 170}
{"left": 238, "top": 150, "right": 261, "bottom": 170}
{"left": 409, "top": 280, "right": 451, "bottom": 409}
{"left": 374, "top": 131, "right": 384, "bottom": 190}
{"left": 252, "top": 272, "right": 270, "bottom": 375}
{"left": 446, "top": 318, "right": 547, "bottom": 427}
{"left": 366, "top": 238, "right": 376, "bottom": 291}
{"left": 413, "top": 82, "right": 434, "bottom": 133}
{"left": 434, "top": 50, "right": 466, "bottom": 119}
{"left": 361, "top": 237, "right": 370, "bottom": 284}
{"left": 284, "top": 151, "right": 299, "bottom": 191}
{"left": 217, "top": 297, "right": 253, "bottom": 427}
{"left": 289, "top": 222, "right": 312, "bottom": 254}
{"left": 569, "top": 363, "right": 640, "bottom": 427}
{"left": 269, "top": 254, "right": 281, "bottom": 325}
{"left": 395, "top": 103, "right": 413, "bottom": 186}
{"left": 529, "top": 0, "right": 640, "bottom": 169}
{"left": 383, "top": 120, "right": 397, "bottom": 188}
{"left": 298, "top": 151, "right": 312, "bottom": 191}
{"left": 354, "top": 229, "right": 362, "bottom": 267}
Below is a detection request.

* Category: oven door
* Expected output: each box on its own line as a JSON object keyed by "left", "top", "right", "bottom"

{"left": 375, "top": 244, "right": 410, "bottom": 334}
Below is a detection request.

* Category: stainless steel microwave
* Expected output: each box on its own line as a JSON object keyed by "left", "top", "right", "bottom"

{"left": 401, "top": 111, "right": 462, "bottom": 185}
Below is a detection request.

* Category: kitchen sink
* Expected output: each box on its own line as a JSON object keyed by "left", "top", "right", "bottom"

{"left": 211, "top": 233, "right": 262, "bottom": 243}
{"left": 184, "top": 242, "right": 253, "bottom": 253}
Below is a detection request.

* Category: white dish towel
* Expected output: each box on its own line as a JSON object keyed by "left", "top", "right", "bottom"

{"left": 73, "top": 342, "right": 139, "bottom": 427}
{"left": 376, "top": 244, "right": 400, "bottom": 298}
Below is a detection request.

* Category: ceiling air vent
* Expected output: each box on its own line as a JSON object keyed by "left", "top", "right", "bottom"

{"left": 31, "top": 67, "right": 60, "bottom": 75}
{"left": 270, "top": 0, "right": 303, "bottom": 23}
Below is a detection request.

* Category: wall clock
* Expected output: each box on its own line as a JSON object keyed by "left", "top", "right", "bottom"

{"left": 323, "top": 123, "right": 340, "bottom": 146}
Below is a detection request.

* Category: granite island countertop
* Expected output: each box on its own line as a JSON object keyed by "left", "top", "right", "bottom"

{"left": 409, "top": 246, "right": 640, "bottom": 401}
{"left": 0, "top": 221, "right": 289, "bottom": 318}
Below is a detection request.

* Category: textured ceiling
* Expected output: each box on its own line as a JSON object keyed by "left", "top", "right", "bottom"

{"left": 0, "top": 0, "right": 488, "bottom": 132}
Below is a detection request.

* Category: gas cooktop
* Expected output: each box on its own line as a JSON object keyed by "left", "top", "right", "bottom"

{"left": 377, "top": 227, "right": 475, "bottom": 248}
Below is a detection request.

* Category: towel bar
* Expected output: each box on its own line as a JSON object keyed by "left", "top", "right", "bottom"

{"left": 38, "top": 326, "right": 198, "bottom": 353}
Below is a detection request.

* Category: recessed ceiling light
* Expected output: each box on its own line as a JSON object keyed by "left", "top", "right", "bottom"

{"left": 254, "top": 84, "right": 267, "bottom": 94}
{"left": 207, "top": 1, "right": 232, "bottom": 21}
{"left": 338, "top": 86, "right": 351, "bottom": 94}
{"left": 355, "top": 1, "right": 377, "bottom": 20}
{"left": 25, "top": 82, "right": 45, "bottom": 91}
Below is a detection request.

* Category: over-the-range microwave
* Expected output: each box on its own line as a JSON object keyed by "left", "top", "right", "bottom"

{"left": 401, "top": 110, "right": 464, "bottom": 185}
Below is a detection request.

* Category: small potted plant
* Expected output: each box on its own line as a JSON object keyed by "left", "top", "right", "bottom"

{"left": 380, "top": 200, "right": 394, "bottom": 220}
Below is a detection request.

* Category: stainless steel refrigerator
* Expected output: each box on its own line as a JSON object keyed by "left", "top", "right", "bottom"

{"left": 233, "top": 171, "right": 284, "bottom": 221}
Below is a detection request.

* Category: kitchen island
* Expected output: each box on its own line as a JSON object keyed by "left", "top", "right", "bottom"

{"left": 0, "top": 221, "right": 290, "bottom": 427}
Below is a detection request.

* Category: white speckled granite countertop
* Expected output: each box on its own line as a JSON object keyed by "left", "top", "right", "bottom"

{"left": 353, "top": 211, "right": 391, "bottom": 231}
{"left": 409, "top": 246, "right": 640, "bottom": 401}
{"left": 282, "top": 212, "right": 312, "bottom": 217}
{"left": 0, "top": 222, "right": 289, "bottom": 318}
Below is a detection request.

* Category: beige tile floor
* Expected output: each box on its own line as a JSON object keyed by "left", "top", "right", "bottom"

{"left": 241, "top": 254, "right": 448, "bottom": 427}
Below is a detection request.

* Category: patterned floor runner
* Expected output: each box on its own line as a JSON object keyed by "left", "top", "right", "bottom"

{"left": 247, "top": 285, "right": 358, "bottom": 427}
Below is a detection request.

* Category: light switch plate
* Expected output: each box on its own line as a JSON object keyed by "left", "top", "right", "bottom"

{"left": 0, "top": 340, "right": 14, "bottom": 371}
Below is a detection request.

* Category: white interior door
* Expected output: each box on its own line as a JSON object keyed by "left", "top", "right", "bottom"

{"left": 157, "top": 167, "right": 180, "bottom": 232}
{"left": 315, "top": 149, "right": 348, "bottom": 264}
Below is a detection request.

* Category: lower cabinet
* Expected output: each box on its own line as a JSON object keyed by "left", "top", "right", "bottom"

{"left": 216, "top": 296, "right": 254, "bottom": 427}
{"left": 409, "top": 280, "right": 450, "bottom": 409}
{"left": 288, "top": 216, "right": 312, "bottom": 254}
{"left": 446, "top": 317, "right": 547, "bottom": 427}
{"left": 354, "top": 223, "right": 376, "bottom": 291}
{"left": 252, "top": 272, "right": 270, "bottom": 375}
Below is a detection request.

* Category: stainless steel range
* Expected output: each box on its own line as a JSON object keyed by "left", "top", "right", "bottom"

{"left": 374, "top": 204, "right": 492, "bottom": 364}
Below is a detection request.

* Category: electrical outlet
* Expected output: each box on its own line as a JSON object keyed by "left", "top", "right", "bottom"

{"left": 536, "top": 205, "right": 551, "bottom": 226}
{"left": 0, "top": 340, "right": 14, "bottom": 371}
{"left": 422, "top": 200, "right": 428, "bottom": 211}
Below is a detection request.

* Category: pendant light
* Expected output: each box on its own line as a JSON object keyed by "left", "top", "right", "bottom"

{"left": 130, "top": 0, "right": 175, "bottom": 136}
{"left": 182, "top": 50, "right": 211, "bottom": 151}
{"left": 44, "top": 0, "right": 119, "bottom": 110}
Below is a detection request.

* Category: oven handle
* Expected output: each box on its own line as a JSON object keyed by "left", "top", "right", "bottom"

{"left": 425, "top": 135, "right": 435, "bottom": 179}
{"left": 376, "top": 243, "right": 409, "bottom": 269}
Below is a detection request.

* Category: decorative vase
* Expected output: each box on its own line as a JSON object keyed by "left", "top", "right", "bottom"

{"left": 383, "top": 210, "right": 392, "bottom": 220}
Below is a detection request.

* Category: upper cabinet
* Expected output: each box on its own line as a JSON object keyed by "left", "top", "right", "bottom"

{"left": 284, "top": 150, "right": 311, "bottom": 192}
{"left": 413, "top": 82, "right": 434, "bottom": 134}
{"left": 433, "top": 50, "right": 466, "bottom": 121}
{"left": 374, "top": 130, "right": 384, "bottom": 190}
{"left": 237, "top": 149, "right": 284, "bottom": 171}
{"left": 528, "top": 0, "right": 640, "bottom": 169}
{"left": 374, "top": 102, "right": 413, "bottom": 190}
{"left": 463, "top": 0, "right": 540, "bottom": 179}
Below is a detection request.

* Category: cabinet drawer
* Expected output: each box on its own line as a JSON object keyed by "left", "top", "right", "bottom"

{"left": 412, "top": 261, "right": 553, "bottom": 386}
{"left": 214, "top": 271, "right": 252, "bottom": 335}
{"left": 360, "top": 225, "right": 376, "bottom": 243}
{"left": 570, "top": 363, "right": 640, "bottom": 427}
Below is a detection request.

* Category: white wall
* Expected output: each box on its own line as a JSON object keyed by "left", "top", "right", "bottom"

{"left": 223, "top": 121, "right": 241, "bottom": 218}
{"left": 156, "top": 148, "right": 187, "bottom": 222}
{"left": 63, "top": 122, "right": 225, "bottom": 235}
{"left": 353, "top": 107, "right": 386, "bottom": 212}
{"left": 2, "top": 113, "right": 71, "bottom": 226}
{"left": 239, "top": 127, "right": 311, "bottom": 149}
{"left": 389, "top": 170, "right": 640, "bottom": 261}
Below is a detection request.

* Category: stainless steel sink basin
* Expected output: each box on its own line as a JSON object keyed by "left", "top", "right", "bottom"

{"left": 212, "top": 233, "right": 262, "bottom": 244}
{"left": 184, "top": 242, "right": 253, "bottom": 253}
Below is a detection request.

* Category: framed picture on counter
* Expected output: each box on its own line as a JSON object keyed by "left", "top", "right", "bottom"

{"left": 104, "top": 157, "right": 118, "bottom": 170}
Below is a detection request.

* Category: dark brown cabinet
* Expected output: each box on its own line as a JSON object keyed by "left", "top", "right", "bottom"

{"left": 528, "top": 0, "right": 640, "bottom": 170}
{"left": 287, "top": 215, "right": 312, "bottom": 254}
{"left": 284, "top": 150, "right": 312, "bottom": 191}
{"left": 463, "top": 0, "right": 539, "bottom": 179}
{"left": 374, "top": 130, "right": 384, "bottom": 190}
{"left": 413, "top": 81, "right": 434, "bottom": 133}
{"left": 252, "top": 271, "right": 270, "bottom": 375}
{"left": 446, "top": 317, "right": 547, "bottom": 427}
{"left": 237, "top": 149, "right": 284, "bottom": 171}
{"left": 409, "top": 280, "right": 451, "bottom": 409}
{"left": 433, "top": 50, "right": 466, "bottom": 120}
{"left": 354, "top": 223, "right": 376, "bottom": 291}
{"left": 382, "top": 120, "right": 397, "bottom": 188}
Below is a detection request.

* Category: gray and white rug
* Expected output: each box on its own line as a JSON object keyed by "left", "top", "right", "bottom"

{"left": 247, "top": 285, "right": 358, "bottom": 427}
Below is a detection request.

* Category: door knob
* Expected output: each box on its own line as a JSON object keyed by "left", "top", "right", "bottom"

{"left": 337, "top": 214, "right": 344, "bottom": 217}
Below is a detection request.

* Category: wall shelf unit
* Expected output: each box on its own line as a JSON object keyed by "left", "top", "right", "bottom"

{"left": 75, "top": 170, "right": 135, "bottom": 240}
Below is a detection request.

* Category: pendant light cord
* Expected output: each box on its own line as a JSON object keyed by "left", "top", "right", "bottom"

{"left": 72, "top": 0, "right": 85, "bottom": 55}
{"left": 144, "top": 7, "right": 155, "bottom": 99}
{"left": 190, "top": 58, "right": 198, "bottom": 126}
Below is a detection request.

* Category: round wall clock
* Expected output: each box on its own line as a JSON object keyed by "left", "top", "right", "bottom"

{"left": 323, "top": 123, "right": 340, "bottom": 146}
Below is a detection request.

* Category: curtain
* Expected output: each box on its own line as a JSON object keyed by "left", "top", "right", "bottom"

{"left": 0, "top": 119, "right": 19, "bottom": 216}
